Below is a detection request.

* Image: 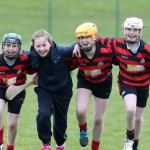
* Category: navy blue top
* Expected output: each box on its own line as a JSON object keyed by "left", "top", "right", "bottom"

{"left": 30, "top": 42, "right": 75, "bottom": 92}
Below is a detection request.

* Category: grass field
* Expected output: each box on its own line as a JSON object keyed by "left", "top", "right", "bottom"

{"left": 1, "top": 0, "right": 150, "bottom": 45}
{"left": 1, "top": 0, "right": 150, "bottom": 149}
{"left": 11, "top": 68, "right": 150, "bottom": 150}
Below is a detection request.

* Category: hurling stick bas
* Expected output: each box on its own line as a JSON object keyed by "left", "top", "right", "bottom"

{"left": 5, "top": 80, "right": 34, "bottom": 100}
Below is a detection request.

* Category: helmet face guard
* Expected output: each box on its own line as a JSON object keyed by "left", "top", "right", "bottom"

{"left": 75, "top": 22, "right": 98, "bottom": 52}
{"left": 123, "top": 17, "right": 144, "bottom": 44}
{"left": 2, "top": 33, "right": 22, "bottom": 60}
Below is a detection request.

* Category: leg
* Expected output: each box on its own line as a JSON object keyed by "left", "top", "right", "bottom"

{"left": 124, "top": 94, "right": 136, "bottom": 132}
{"left": 7, "top": 113, "right": 18, "bottom": 146}
{"left": 134, "top": 107, "right": 145, "bottom": 139}
{"left": 91, "top": 97, "right": 108, "bottom": 150}
{"left": 91, "top": 73, "right": 112, "bottom": 150}
{"left": 0, "top": 99, "right": 5, "bottom": 129}
{"left": 132, "top": 107, "right": 145, "bottom": 150}
{"left": 76, "top": 88, "right": 92, "bottom": 126}
{"left": 133, "top": 85, "right": 149, "bottom": 150}
{"left": 53, "top": 90, "right": 72, "bottom": 147}
{"left": 119, "top": 83, "right": 137, "bottom": 134}
{"left": 120, "top": 83, "right": 149, "bottom": 150}
{"left": 0, "top": 99, "right": 5, "bottom": 147}
{"left": 123, "top": 94, "right": 136, "bottom": 150}
{"left": 76, "top": 88, "right": 92, "bottom": 147}
{"left": 7, "top": 91, "right": 25, "bottom": 150}
{"left": 35, "top": 87, "right": 53, "bottom": 145}
{"left": 93, "top": 97, "right": 108, "bottom": 141}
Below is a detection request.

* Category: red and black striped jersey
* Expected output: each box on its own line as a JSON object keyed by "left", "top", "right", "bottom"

{"left": 0, "top": 54, "right": 36, "bottom": 89}
{"left": 111, "top": 38, "right": 150, "bottom": 86}
{"left": 68, "top": 38, "right": 117, "bottom": 83}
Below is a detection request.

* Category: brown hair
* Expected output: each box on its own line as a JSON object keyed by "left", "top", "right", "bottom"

{"left": 31, "top": 29, "right": 54, "bottom": 47}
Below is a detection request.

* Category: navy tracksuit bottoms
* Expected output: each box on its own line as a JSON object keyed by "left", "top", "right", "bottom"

{"left": 34, "top": 87, "right": 72, "bottom": 146}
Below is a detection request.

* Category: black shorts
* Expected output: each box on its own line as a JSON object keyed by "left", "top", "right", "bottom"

{"left": 119, "top": 82, "right": 149, "bottom": 108}
{"left": 0, "top": 88, "right": 25, "bottom": 114}
{"left": 77, "top": 73, "right": 112, "bottom": 99}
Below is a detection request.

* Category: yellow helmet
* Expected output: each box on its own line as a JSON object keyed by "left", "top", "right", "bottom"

{"left": 75, "top": 22, "right": 98, "bottom": 39}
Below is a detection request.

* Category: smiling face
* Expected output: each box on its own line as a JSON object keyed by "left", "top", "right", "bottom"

{"left": 3, "top": 43, "right": 20, "bottom": 60}
{"left": 124, "top": 28, "right": 142, "bottom": 44}
{"left": 77, "top": 35, "right": 96, "bottom": 52}
{"left": 78, "top": 36, "right": 93, "bottom": 47}
{"left": 33, "top": 36, "right": 52, "bottom": 57}
{"left": 31, "top": 30, "right": 53, "bottom": 57}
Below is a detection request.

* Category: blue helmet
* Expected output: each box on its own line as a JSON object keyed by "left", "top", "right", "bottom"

{"left": 2, "top": 33, "right": 22, "bottom": 45}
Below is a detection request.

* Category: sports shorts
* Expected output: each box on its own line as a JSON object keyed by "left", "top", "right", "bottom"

{"left": 77, "top": 73, "right": 112, "bottom": 99}
{"left": 0, "top": 87, "right": 25, "bottom": 114}
{"left": 119, "top": 82, "right": 149, "bottom": 108}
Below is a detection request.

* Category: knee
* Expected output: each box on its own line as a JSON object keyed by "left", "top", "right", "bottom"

{"left": 94, "top": 116, "right": 103, "bottom": 126}
{"left": 37, "top": 112, "right": 50, "bottom": 123}
{"left": 126, "top": 109, "right": 136, "bottom": 117}
{"left": 8, "top": 123, "right": 17, "bottom": 131}
{"left": 76, "top": 109, "right": 85, "bottom": 119}
{"left": 135, "top": 117, "right": 143, "bottom": 125}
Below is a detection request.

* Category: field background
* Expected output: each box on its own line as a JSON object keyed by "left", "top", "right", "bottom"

{"left": 1, "top": 0, "right": 150, "bottom": 150}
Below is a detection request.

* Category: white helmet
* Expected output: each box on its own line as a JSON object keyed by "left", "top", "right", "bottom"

{"left": 123, "top": 17, "right": 144, "bottom": 44}
{"left": 123, "top": 17, "right": 144, "bottom": 29}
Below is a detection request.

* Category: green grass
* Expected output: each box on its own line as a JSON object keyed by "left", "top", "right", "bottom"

{"left": 3, "top": 68, "right": 150, "bottom": 150}
{"left": 1, "top": 0, "right": 150, "bottom": 46}
{"left": 1, "top": 0, "right": 150, "bottom": 149}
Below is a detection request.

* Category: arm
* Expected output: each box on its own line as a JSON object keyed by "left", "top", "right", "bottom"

{"left": 57, "top": 43, "right": 76, "bottom": 57}
{"left": 72, "top": 44, "right": 81, "bottom": 58}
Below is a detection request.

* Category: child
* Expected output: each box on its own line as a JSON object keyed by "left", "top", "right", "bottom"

{"left": 29, "top": 29, "right": 76, "bottom": 150}
{"left": 0, "top": 33, "right": 36, "bottom": 150}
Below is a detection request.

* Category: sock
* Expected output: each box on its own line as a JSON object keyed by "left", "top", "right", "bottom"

{"left": 91, "top": 139, "right": 100, "bottom": 150}
{"left": 56, "top": 143, "right": 65, "bottom": 148}
{"left": 133, "top": 139, "right": 139, "bottom": 148}
{"left": 43, "top": 143, "right": 50, "bottom": 146}
{"left": 126, "top": 129, "right": 134, "bottom": 140}
{"left": 134, "top": 139, "right": 139, "bottom": 143}
{"left": 79, "top": 122, "right": 87, "bottom": 131}
{"left": 0, "top": 127, "right": 4, "bottom": 144}
{"left": 6, "top": 144, "right": 14, "bottom": 150}
{"left": 43, "top": 141, "right": 51, "bottom": 146}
